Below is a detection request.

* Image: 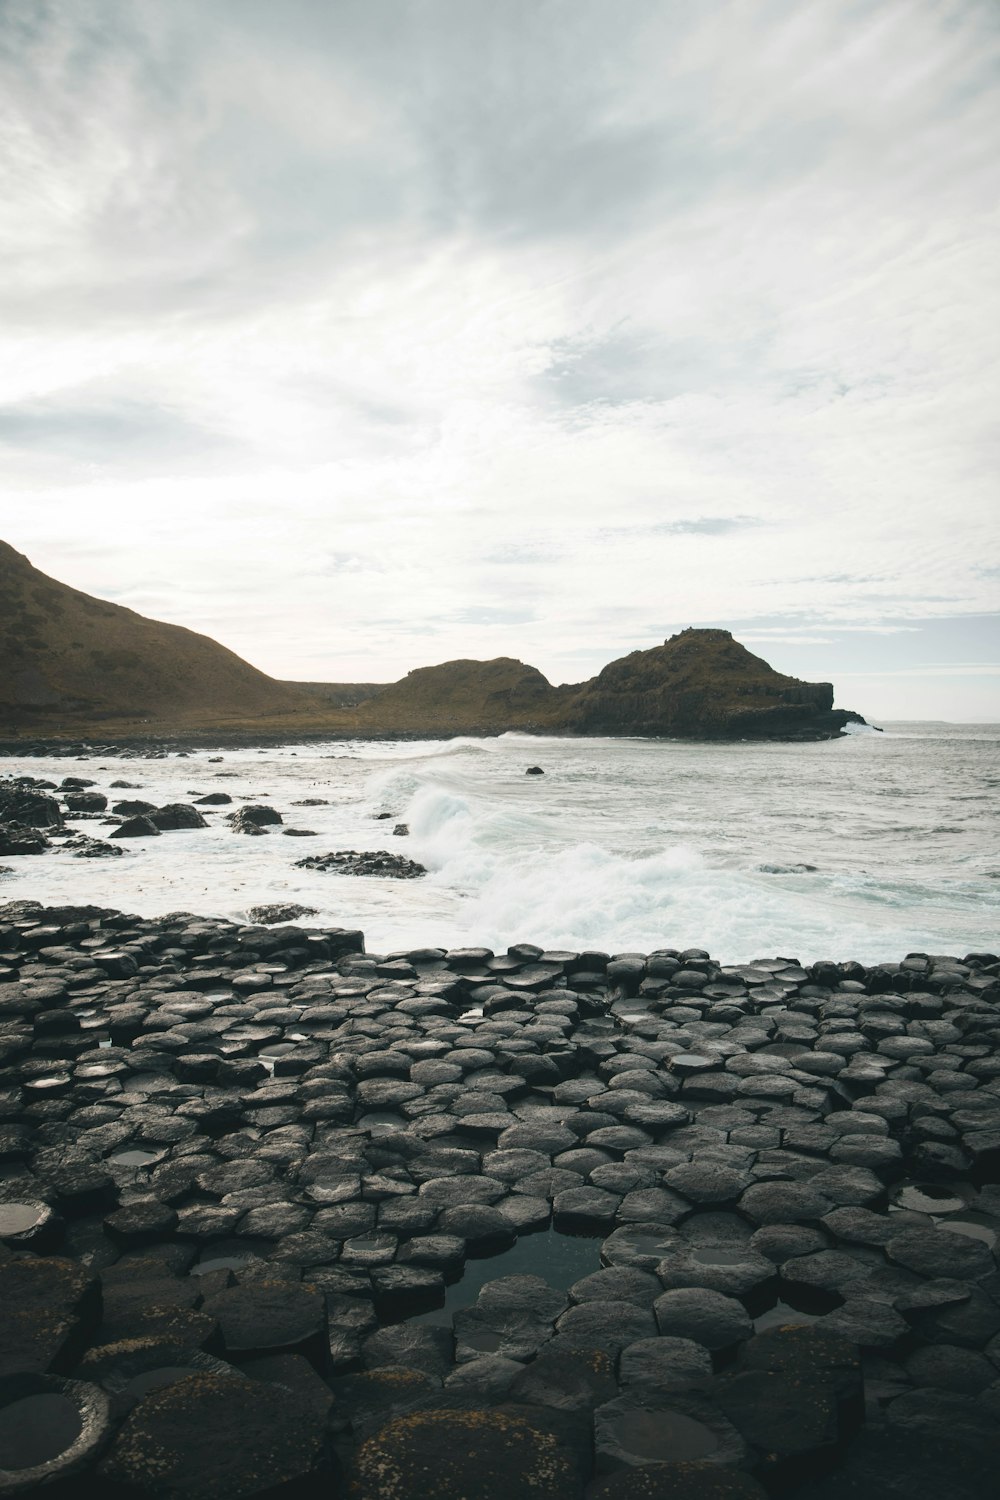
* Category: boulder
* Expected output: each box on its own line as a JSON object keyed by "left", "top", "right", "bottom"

{"left": 150, "top": 803, "right": 208, "bottom": 831}
{"left": 110, "top": 815, "right": 160, "bottom": 838}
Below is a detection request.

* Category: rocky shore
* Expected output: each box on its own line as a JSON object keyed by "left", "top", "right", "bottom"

{"left": 0, "top": 902, "right": 998, "bottom": 1498}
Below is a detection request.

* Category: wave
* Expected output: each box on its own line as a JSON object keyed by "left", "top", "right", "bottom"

{"left": 394, "top": 778, "right": 975, "bottom": 959}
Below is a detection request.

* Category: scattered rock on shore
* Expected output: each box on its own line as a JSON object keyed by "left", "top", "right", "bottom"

{"left": 295, "top": 849, "right": 428, "bottom": 878}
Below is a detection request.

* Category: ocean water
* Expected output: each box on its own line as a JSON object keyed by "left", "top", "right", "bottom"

{"left": 1, "top": 723, "right": 997, "bottom": 964}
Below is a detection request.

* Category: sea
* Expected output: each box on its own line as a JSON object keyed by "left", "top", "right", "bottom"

{"left": 1, "top": 722, "right": 997, "bottom": 966}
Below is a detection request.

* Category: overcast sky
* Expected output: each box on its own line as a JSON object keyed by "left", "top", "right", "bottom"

{"left": 2, "top": 0, "right": 998, "bottom": 720}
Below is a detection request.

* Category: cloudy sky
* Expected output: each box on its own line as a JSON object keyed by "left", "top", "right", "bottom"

{"left": 2, "top": 0, "right": 998, "bottom": 720}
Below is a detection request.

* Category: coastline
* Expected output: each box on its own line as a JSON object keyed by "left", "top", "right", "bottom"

{"left": 1, "top": 899, "right": 997, "bottom": 1496}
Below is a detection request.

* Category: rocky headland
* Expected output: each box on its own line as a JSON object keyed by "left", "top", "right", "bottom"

{"left": 0, "top": 541, "right": 865, "bottom": 743}
{"left": 0, "top": 898, "right": 997, "bottom": 1497}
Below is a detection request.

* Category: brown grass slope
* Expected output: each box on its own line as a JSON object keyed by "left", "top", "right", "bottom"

{"left": 352, "top": 657, "right": 575, "bottom": 735}
{"left": 0, "top": 543, "right": 862, "bottom": 741}
{"left": 0, "top": 540, "right": 319, "bottom": 731}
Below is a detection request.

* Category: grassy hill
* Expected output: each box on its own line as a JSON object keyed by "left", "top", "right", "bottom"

{"left": 0, "top": 541, "right": 862, "bottom": 741}
{"left": 0, "top": 540, "right": 318, "bottom": 732}
{"left": 351, "top": 657, "right": 575, "bottom": 735}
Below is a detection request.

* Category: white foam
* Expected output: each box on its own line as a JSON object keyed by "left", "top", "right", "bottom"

{"left": 1, "top": 726, "right": 996, "bottom": 964}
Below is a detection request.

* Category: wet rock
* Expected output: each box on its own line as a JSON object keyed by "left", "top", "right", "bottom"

{"left": 594, "top": 1392, "right": 747, "bottom": 1473}
{"left": 437, "top": 1204, "right": 516, "bottom": 1253}
{"left": 0, "top": 1371, "right": 112, "bottom": 1491}
{"left": 750, "top": 1223, "right": 829, "bottom": 1261}
{"left": 656, "top": 1247, "right": 778, "bottom": 1306}
{"left": 226, "top": 804, "right": 283, "bottom": 828}
{"left": 150, "top": 803, "right": 208, "bottom": 830}
{"left": 653, "top": 1289, "right": 753, "bottom": 1353}
{"left": 618, "top": 1336, "right": 714, "bottom": 1394}
{"left": 600, "top": 1224, "right": 682, "bottom": 1272}
{"left": 227, "top": 809, "right": 269, "bottom": 835}
{"left": 61, "top": 832, "right": 125, "bottom": 858}
{"left": 818, "top": 1299, "right": 911, "bottom": 1352}
{"left": 554, "top": 1298, "right": 657, "bottom": 1357}
{"left": 553, "top": 1186, "right": 622, "bottom": 1232}
{"left": 78, "top": 1340, "right": 231, "bottom": 1417}
{"left": 247, "top": 903, "right": 319, "bottom": 924}
{"left": 883, "top": 1385, "right": 997, "bottom": 1450}
{"left": 0, "top": 1256, "right": 101, "bottom": 1376}
{"left": 791, "top": 1427, "right": 993, "bottom": 1500}
{"left": 507, "top": 1345, "right": 618, "bottom": 1411}
{"left": 886, "top": 1224, "right": 996, "bottom": 1280}
{"left": 362, "top": 1322, "right": 454, "bottom": 1378}
{"left": 568, "top": 1266, "right": 662, "bottom": 1308}
{"left": 738, "top": 1182, "right": 833, "bottom": 1226}
{"left": 0, "top": 822, "right": 51, "bottom": 854}
{"left": 199, "top": 1280, "right": 328, "bottom": 1370}
{"left": 110, "top": 815, "right": 160, "bottom": 839}
{"left": 104, "top": 1198, "right": 178, "bottom": 1246}
{"left": 63, "top": 790, "right": 108, "bottom": 812}
{"left": 237, "top": 1351, "right": 335, "bottom": 1426}
{"left": 445, "top": 1355, "right": 523, "bottom": 1398}
{"left": 295, "top": 849, "right": 428, "bottom": 878}
{"left": 0, "top": 788, "right": 62, "bottom": 827}
{"left": 586, "top": 1464, "right": 767, "bottom": 1500}
{"left": 351, "top": 1405, "right": 587, "bottom": 1500}
{"left": 903, "top": 1342, "right": 996, "bottom": 1394}
{"left": 738, "top": 1324, "right": 863, "bottom": 1424}
{"left": 715, "top": 1369, "right": 842, "bottom": 1487}
{"left": 97, "top": 1370, "right": 328, "bottom": 1498}
{"left": 665, "top": 1162, "right": 752, "bottom": 1205}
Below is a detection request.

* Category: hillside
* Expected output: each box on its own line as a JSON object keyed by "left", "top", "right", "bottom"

{"left": 0, "top": 540, "right": 317, "bottom": 731}
{"left": 352, "top": 657, "right": 570, "bottom": 735}
{"left": 0, "top": 542, "right": 864, "bottom": 741}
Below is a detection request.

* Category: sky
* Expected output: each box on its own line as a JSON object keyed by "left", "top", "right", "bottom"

{"left": 1, "top": 0, "right": 998, "bottom": 722}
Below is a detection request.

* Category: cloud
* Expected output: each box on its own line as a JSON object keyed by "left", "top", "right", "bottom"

{"left": 0, "top": 0, "right": 997, "bottom": 716}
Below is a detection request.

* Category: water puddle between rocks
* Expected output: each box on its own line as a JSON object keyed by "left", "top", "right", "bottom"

{"left": 356, "top": 1111, "right": 409, "bottom": 1135}
{"left": 108, "top": 1148, "right": 163, "bottom": 1169}
{"left": 615, "top": 1408, "right": 720, "bottom": 1463}
{"left": 893, "top": 1183, "right": 970, "bottom": 1215}
{"left": 0, "top": 1394, "right": 82, "bottom": 1469}
{"left": 190, "top": 1238, "right": 272, "bottom": 1276}
{"left": 0, "top": 1203, "right": 43, "bottom": 1235}
{"left": 394, "top": 1226, "right": 602, "bottom": 1328}
{"left": 940, "top": 1214, "right": 997, "bottom": 1249}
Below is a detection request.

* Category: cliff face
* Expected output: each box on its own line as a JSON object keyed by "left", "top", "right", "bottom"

{"left": 0, "top": 541, "right": 313, "bottom": 728}
{"left": 562, "top": 629, "right": 859, "bottom": 740}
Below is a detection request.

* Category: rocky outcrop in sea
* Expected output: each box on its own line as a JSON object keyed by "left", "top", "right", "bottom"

{"left": 0, "top": 902, "right": 997, "bottom": 1497}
